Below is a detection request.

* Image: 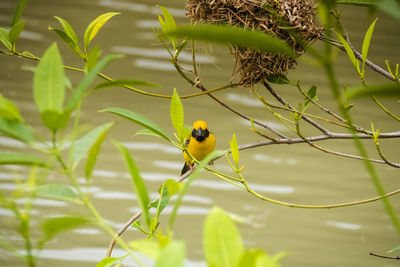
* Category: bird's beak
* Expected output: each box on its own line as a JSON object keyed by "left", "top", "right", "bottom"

{"left": 195, "top": 128, "right": 205, "bottom": 141}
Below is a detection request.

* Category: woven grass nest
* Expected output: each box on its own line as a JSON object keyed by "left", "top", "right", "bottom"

{"left": 185, "top": 0, "right": 323, "bottom": 86}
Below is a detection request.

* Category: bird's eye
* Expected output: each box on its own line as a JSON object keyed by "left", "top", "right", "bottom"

{"left": 204, "top": 129, "right": 209, "bottom": 137}
{"left": 191, "top": 129, "right": 196, "bottom": 137}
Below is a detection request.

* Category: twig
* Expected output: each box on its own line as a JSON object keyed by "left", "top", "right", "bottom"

{"left": 372, "top": 96, "right": 400, "bottom": 122}
{"left": 106, "top": 169, "right": 194, "bottom": 257}
{"left": 370, "top": 252, "right": 400, "bottom": 260}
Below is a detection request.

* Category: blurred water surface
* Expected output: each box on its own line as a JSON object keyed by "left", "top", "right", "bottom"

{"left": 0, "top": 0, "right": 399, "bottom": 266}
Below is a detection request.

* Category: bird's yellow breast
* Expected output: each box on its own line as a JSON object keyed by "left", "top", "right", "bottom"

{"left": 184, "top": 133, "right": 215, "bottom": 164}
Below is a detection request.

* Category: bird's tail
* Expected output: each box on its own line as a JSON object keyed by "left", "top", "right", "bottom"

{"left": 181, "top": 163, "right": 191, "bottom": 175}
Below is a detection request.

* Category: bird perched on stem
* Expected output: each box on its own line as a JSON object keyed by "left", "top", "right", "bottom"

{"left": 181, "top": 120, "right": 216, "bottom": 175}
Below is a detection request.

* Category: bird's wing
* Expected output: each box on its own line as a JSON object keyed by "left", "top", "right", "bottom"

{"left": 184, "top": 137, "right": 190, "bottom": 147}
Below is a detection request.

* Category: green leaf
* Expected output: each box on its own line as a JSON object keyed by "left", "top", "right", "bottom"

{"left": 255, "top": 252, "right": 282, "bottom": 267}
{"left": 0, "top": 153, "right": 47, "bottom": 167}
{"left": 266, "top": 74, "right": 290, "bottom": 84}
{"left": 0, "top": 117, "right": 34, "bottom": 143}
{"left": 0, "top": 28, "right": 12, "bottom": 50}
{"left": 388, "top": 245, "right": 400, "bottom": 253}
{"left": 335, "top": 0, "right": 376, "bottom": 6}
{"left": 64, "top": 54, "right": 122, "bottom": 113}
{"left": 336, "top": 32, "right": 360, "bottom": 74}
{"left": 361, "top": 18, "right": 378, "bottom": 75}
{"left": 304, "top": 85, "right": 318, "bottom": 110}
{"left": 49, "top": 28, "right": 84, "bottom": 59}
{"left": 52, "top": 16, "right": 83, "bottom": 58}
{"left": 170, "top": 88, "right": 184, "bottom": 141}
{"left": 96, "top": 257, "right": 119, "bottom": 267}
{"left": 237, "top": 250, "right": 265, "bottom": 267}
{"left": 94, "top": 79, "right": 158, "bottom": 90}
{"left": 151, "top": 184, "right": 170, "bottom": 219}
{"left": 86, "top": 45, "right": 101, "bottom": 73}
{"left": 377, "top": 0, "right": 400, "bottom": 20}
{"left": 40, "top": 109, "right": 70, "bottom": 132}
{"left": 84, "top": 12, "right": 120, "bottom": 53}
{"left": 346, "top": 83, "right": 400, "bottom": 99}
{"left": 130, "top": 239, "right": 160, "bottom": 259}
{"left": 157, "top": 5, "right": 177, "bottom": 49}
{"left": 165, "top": 179, "right": 180, "bottom": 196}
{"left": 11, "top": 0, "right": 27, "bottom": 26}
{"left": 9, "top": 21, "right": 25, "bottom": 47}
{"left": 203, "top": 207, "right": 244, "bottom": 267}
{"left": 84, "top": 122, "right": 114, "bottom": 181}
{"left": 229, "top": 133, "right": 239, "bottom": 169}
{"left": 168, "top": 24, "right": 295, "bottom": 56}
{"left": 0, "top": 94, "right": 22, "bottom": 121}
{"left": 37, "top": 184, "right": 81, "bottom": 204}
{"left": 101, "top": 107, "right": 171, "bottom": 142}
{"left": 155, "top": 241, "right": 185, "bottom": 267}
{"left": 134, "top": 129, "right": 164, "bottom": 138}
{"left": 116, "top": 143, "right": 151, "bottom": 228}
{"left": 33, "top": 43, "right": 65, "bottom": 113}
{"left": 41, "top": 216, "right": 92, "bottom": 242}
{"left": 72, "top": 122, "right": 114, "bottom": 169}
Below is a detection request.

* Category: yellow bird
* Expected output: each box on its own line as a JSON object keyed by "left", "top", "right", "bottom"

{"left": 181, "top": 120, "right": 216, "bottom": 175}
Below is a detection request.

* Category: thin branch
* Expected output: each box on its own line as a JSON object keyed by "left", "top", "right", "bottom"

{"left": 171, "top": 58, "right": 288, "bottom": 139}
{"left": 263, "top": 81, "right": 331, "bottom": 135}
{"left": 370, "top": 252, "right": 400, "bottom": 260}
{"left": 372, "top": 96, "right": 400, "bottom": 122}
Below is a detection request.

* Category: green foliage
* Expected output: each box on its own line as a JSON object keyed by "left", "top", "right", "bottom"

{"left": 0, "top": 117, "right": 34, "bottom": 143}
{"left": 11, "top": 0, "right": 27, "bottom": 26}
{"left": 266, "top": 74, "right": 290, "bottom": 85}
{"left": 9, "top": 21, "right": 25, "bottom": 49}
{"left": 37, "top": 184, "right": 82, "bottom": 204}
{"left": 230, "top": 133, "right": 240, "bottom": 169}
{"left": 96, "top": 257, "right": 119, "bottom": 267}
{"left": 346, "top": 83, "right": 400, "bottom": 98}
{"left": 336, "top": 32, "right": 360, "bottom": 74}
{"left": 130, "top": 239, "right": 161, "bottom": 259}
{"left": 84, "top": 12, "right": 120, "bottom": 54}
{"left": 0, "top": 153, "right": 47, "bottom": 167}
{"left": 157, "top": 5, "right": 177, "bottom": 50}
{"left": 361, "top": 18, "right": 378, "bottom": 77}
{"left": 94, "top": 79, "right": 158, "bottom": 90}
{"left": 0, "top": 94, "right": 22, "bottom": 121}
{"left": 0, "top": 28, "right": 12, "bottom": 50}
{"left": 154, "top": 241, "right": 185, "bottom": 267}
{"left": 101, "top": 107, "right": 171, "bottom": 142}
{"left": 170, "top": 88, "right": 185, "bottom": 142}
{"left": 40, "top": 216, "right": 93, "bottom": 243}
{"left": 204, "top": 207, "right": 244, "bottom": 267}
{"left": 388, "top": 245, "right": 400, "bottom": 253}
{"left": 167, "top": 24, "right": 295, "bottom": 56}
{"left": 50, "top": 16, "right": 84, "bottom": 58}
{"left": 71, "top": 122, "right": 114, "bottom": 170}
{"left": 115, "top": 142, "right": 151, "bottom": 228}
{"left": 304, "top": 85, "right": 318, "bottom": 111}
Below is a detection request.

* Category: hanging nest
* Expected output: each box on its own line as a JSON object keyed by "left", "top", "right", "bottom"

{"left": 185, "top": 0, "right": 323, "bottom": 86}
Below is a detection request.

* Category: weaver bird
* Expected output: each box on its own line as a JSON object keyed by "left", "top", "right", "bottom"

{"left": 181, "top": 120, "right": 216, "bottom": 175}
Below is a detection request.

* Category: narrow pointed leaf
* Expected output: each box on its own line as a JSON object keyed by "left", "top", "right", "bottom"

{"left": 84, "top": 12, "right": 120, "bottom": 53}
{"left": 116, "top": 143, "right": 151, "bottom": 227}
{"left": 155, "top": 241, "right": 185, "bottom": 267}
{"left": 50, "top": 28, "right": 84, "bottom": 58}
{"left": 0, "top": 28, "right": 12, "bottom": 50}
{"left": 0, "top": 153, "right": 46, "bottom": 167}
{"left": 388, "top": 245, "right": 400, "bottom": 253}
{"left": 9, "top": 21, "right": 25, "bottom": 46}
{"left": 0, "top": 94, "right": 22, "bottom": 121}
{"left": 157, "top": 5, "right": 177, "bottom": 48}
{"left": 54, "top": 16, "right": 79, "bottom": 47}
{"left": 96, "top": 257, "right": 119, "bottom": 267}
{"left": 72, "top": 122, "right": 114, "bottom": 169}
{"left": 346, "top": 83, "right": 400, "bottom": 99}
{"left": 170, "top": 88, "right": 184, "bottom": 141}
{"left": 33, "top": 43, "right": 65, "bottom": 113}
{"left": 266, "top": 74, "right": 290, "bottom": 84}
{"left": 11, "top": 0, "right": 27, "bottom": 26}
{"left": 94, "top": 79, "right": 158, "bottom": 90}
{"left": 336, "top": 32, "right": 360, "bottom": 74}
{"left": 168, "top": 24, "right": 295, "bottom": 56}
{"left": 150, "top": 184, "right": 170, "bottom": 218}
{"left": 361, "top": 18, "right": 378, "bottom": 74}
{"left": 101, "top": 107, "right": 170, "bottom": 142}
{"left": 65, "top": 54, "right": 123, "bottom": 112}
{"left": 84, "top": 123, "right": 114, "bottom": 181}
{"left": 204, "top": 207, "right": 244, "bottom": 267}
{"left": 230, "top": 134, "right": 239, "bottom": 168}
{"left": 130, "top": 240, "right": 160, "bottom": 259}
{"left": 37, "top": 184, "right": 81, "bottom": 204}
{"left": 41, "top": 216, "right": 92, "bottom": 242}
{"left": 335, "top": 0, "right": 376, "bottom": 6}
{"left": 85, "top": 45, "right": 101, "bottom": 72}
{"left": 0, "top": 118, "right": 34, "bottom": 143}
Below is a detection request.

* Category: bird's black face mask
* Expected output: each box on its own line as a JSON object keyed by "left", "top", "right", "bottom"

{"left": 192, "top": 127, "right": 209, "bottom": 142}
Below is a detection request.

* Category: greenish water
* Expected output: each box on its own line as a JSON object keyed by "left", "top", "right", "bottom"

{"left": 0, "top": 0, "right": 399, "bottom": 266}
